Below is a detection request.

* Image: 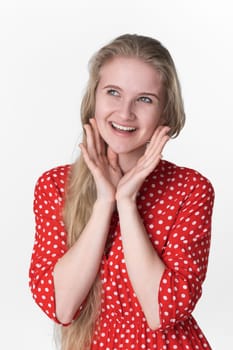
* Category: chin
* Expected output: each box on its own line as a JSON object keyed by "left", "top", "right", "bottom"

{"left": 109, "top": 143, "right": 146, "bottom": 156}
{"left": 109, "top": 146, "right": 130, "bottom": 154}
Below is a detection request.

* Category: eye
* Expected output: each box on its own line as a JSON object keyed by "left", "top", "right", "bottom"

{"left": 138, "top": 96, "right": 153, "bottom": 104}
{"left": 107, "top": 89, "right": 120, "bottom": 97}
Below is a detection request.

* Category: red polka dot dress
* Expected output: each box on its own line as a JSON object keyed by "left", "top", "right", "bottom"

{"left": 29, "top": 160, "right": 214, "bottom": 349}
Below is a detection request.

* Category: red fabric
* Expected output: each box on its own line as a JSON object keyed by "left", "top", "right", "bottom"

{"left": 29, "top": 160, "right": 214, "bottom": 349}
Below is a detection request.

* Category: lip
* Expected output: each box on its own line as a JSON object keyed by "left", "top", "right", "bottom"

{"left": 109, "top": 121, "right": 137, "bottom": 134}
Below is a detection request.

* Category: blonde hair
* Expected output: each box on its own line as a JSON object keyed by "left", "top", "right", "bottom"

{"left": 60, "top": 34, "right": 185, "bottom": 349}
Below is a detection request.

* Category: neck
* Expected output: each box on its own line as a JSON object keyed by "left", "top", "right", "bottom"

{"left": 118, "top": 146, "right": 146, "bottom": 174}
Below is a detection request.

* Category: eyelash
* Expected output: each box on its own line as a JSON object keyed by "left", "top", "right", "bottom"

{"left": 106, "top": 89, "right": 153, "bottom": 104}
{"left": 107, "top": 89, "right": 119, "bottom": 96}
{"left": 138, "top": 96, "right": 152, "bottom": 104}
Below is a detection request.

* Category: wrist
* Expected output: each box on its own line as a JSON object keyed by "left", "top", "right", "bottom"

{"left": 116, "top": 191, "right": 137, "bottom": 204}
{"left": 94, "top": 198, "right": 116, "bottom": 212}
{"left": 116, "top": 197, "right": 137, "bottom": 211}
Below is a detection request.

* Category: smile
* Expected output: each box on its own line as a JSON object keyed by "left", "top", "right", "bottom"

{"left": 111, "top": 122, "right": 136, "bottom": 132}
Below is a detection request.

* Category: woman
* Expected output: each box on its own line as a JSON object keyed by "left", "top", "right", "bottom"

{"left": 29, "top": 34, "right": 214, "bottom": 350}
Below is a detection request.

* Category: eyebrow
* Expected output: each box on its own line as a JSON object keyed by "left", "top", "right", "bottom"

{"left": 103, "top": 85, "right": 160, "bottom": 101}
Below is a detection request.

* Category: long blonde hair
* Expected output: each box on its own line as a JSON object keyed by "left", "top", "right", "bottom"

{"left": 59, "top": 34, "right": 185, "bottom": 350}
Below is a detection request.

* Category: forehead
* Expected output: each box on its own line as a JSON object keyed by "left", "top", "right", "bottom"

{"left": 98, "top": 56, "right": 163, "bottom": 92}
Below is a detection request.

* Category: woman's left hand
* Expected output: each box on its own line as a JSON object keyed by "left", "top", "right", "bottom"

{"left": 116, "top": 126, "right": 170, "bottom": 203}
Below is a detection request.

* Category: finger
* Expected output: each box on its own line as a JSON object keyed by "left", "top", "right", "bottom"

{"left": 147, "top": 124, "right": 169, "bottom": 142}
{"left": 148, "top": 131, "right": 170, "bottom": 156}
{"left": 89, "top": 118, "right": 102, "bottom": 155}
{"left": 90, "top": 118, "right": 106, "bottom": 157}
{"left": 136, "top": 128, "right": 170, "bottom": 172}
{"left": 145, "top": 126, "right": 170, "bottom": 158}
{"left": 145, "top": 132, "right": 169, "bottom": 162}
{"left": 79, "top": 143, "right": 98, "bottom": 174}
{"left": 146, "top": 125, "right": 170, "bottom": 151}
{"left": 116, "top": 126, "right": 170, "bottom": 188}
{"left": 142, "top": 135, "right": 169, "bottom": 170}
{"left": 83, "top": 123, "right": 98, "bottom": 161}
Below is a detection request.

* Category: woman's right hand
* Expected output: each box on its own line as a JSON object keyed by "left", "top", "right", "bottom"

{"left": 79, "top": 118, "right": 122, "bottom": 203}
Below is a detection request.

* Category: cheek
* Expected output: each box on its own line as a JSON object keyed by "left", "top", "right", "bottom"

{"left": 143, "top": 108, "right": 162, "bottom": 126}
{"left": 94, "top": 96, "right": 112, "bottom": 120}
{"left": 136, "top": 101, "right": 162, "bottom": 118}
{"left": 94, "top": 98, "right": 110, "bottom": 138}
{"left": 142, "top": 114, "right": 162, "bottom": 138}
{"left": 94, "top": 96, "right": 101, "bottom": 119}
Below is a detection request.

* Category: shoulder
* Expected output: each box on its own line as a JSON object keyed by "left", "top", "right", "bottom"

{"left": 149, "top": 159, "right": 214, "bottom": 197}
{"left": 34, "top": 164, "right": 72, "bottom": 202}
{"left": 36, "top": 164, "right": 71, "bottom": 185}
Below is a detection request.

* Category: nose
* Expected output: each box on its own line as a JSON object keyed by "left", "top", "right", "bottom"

{"left": 117, "top": 99, "right": 135, "bottom": 121}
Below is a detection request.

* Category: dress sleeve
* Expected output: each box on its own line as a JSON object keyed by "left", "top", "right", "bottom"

{"left": 29, "top": 166, "right": 71, "bottom": 325}
{"left": 158, "top": 177, "right": 214, "bottom": 329}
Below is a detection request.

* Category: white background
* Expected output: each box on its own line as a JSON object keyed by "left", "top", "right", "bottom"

{"left": 1, "top": 0, "right": 232, "bottom": 349}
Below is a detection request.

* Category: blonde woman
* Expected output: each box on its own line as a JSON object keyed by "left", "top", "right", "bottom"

{"left": 29, "top": 34, "right": 214, "bottom": 350}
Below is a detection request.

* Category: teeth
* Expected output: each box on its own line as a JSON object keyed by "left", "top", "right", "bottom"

{"left": 111, "top": 122, "right": 136, "bottom": 132}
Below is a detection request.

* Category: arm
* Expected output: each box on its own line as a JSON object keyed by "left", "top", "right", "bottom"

{"left": 29, "top": 166, "right": 115, "bottom": 325}
{"left": 53, "top": 199, "right": 114, "bottom": 324}
{"left": 29, "top": 121, "right": 121, "bottom": 325}
{"left": 158, "top": 177, "right": 214, "bottom": 329}
{"left": 117, "top": 199, "right": 165, "bottom": 330}
{"left": 54, "top": 119, "right": 122, "bottom": 324}
{"left": 116, "top": 126, "right": 170, "bottom": 329}
{"left": 118, "top": 169, "right": 214, "bottom": 331}
{"left": 29, "top": 166, "right": 70, "bottom": 325}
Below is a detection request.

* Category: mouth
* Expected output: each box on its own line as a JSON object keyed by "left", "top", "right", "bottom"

{"left": 111, "top": 121, "right": 136, "bottom": 133}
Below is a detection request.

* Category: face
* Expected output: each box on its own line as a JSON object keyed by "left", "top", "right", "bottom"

{"left": 94, "top": 56, "right": 165, "bottom": 158}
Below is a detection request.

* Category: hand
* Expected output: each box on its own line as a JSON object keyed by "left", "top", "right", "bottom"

{"left": 79, "top": 118, "right": 122, "bottom": 202}
{"left": 116, "top": 126, "right": 170, "bottom": 203}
